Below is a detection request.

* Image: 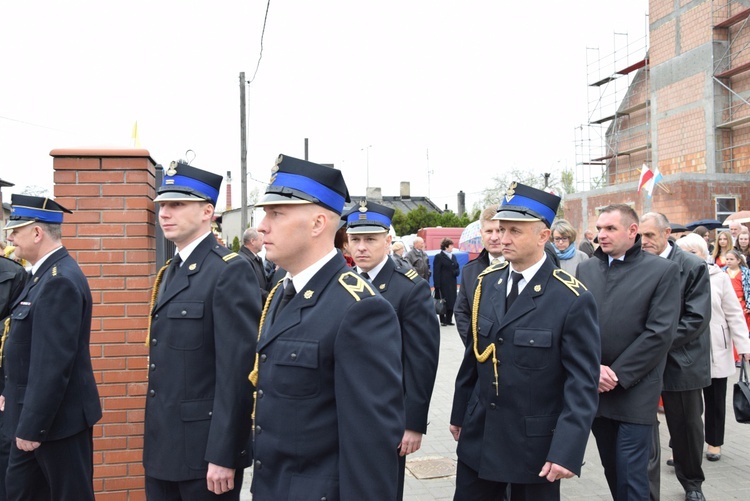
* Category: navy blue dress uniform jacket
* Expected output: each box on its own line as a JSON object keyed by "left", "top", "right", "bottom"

{"left": 4, "top": 247, "right": 102, "bottom": 442}
{"left": 144, "top": 234, "right": 261, "bottom": 481}
{"left": 575, "top": 238, "right": 681, "bottom": 424}
{"left": 450, "top": 257, "right": 600, "bottom": 482}
{"left": 371, "top": 257, "right": 439, "bottom": 433}
{"left": 251, "top": 252, "right": 404, "bottom": 501}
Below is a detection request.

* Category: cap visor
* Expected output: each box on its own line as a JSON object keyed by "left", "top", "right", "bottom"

{"left": 346, "top": 225, "right": 389, "bottom": 234}
{"left": 255, "top": 193, "right": 313, "bottom": 207}
{"left": 4, "top": 219, "right": 35, "bottom": 231}
{"left": 492, "top": 210, "right": 542, "bottom": 222}
{"left": 154, "top": 191, "right": 209, "bottom": 203}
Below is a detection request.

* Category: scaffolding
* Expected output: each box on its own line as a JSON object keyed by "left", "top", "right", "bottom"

{"left": 574, "top": 31, "right": 650, "bottom": 192}
{"left": 712, "top": 0, "right": 750, "bottom": 173}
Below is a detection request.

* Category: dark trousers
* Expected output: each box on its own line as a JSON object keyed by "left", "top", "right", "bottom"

{"left": 441, "top": 309, "right": 454, "bottom": 325}
{"left": 0, "top": 411, "right": 10, "bottom": 501}
{"left": 591, "top": 417, "right": 652, "bottom": 501}
{"left": 659, "top": 389, "right": 705, "bottom": 493}
{"left": 703, "top": 377, "right": 728, "bottom": 447}
{"left": 5, "top": 427, "right": 95, "bottom": 501}
{"left": 397, "top": 453, "right": 405, "bottom": 500}
{"left": 454, "top": 459, "right": 556, "bottom": 501}
{"left": 146, "top": 469, "right": 244, "bottom": 501}
{"left": 647, "top": 419, "right": 660, "bottom": 501}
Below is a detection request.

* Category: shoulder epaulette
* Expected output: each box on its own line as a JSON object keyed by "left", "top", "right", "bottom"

{"left": 338, "top": 271, "right": 376, "bottom": 301}
{"left": 397, "top": 267, "right": 420, "bottom": 282}
{"left": 52, "top": 265, "right": 58, "bottom": 277}
{"left": 222, "top": 252, "right": 239, "bottom": 262}
{"left": 477, "top": 261, "right": 507, "bottom": 279}
{"left": 553, "top": 268, "right": 587, "bottom": 296}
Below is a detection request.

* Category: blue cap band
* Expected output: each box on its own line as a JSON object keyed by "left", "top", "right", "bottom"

{"left": 163, "top": 174, "right": 220, "bottom": 204}
{"left": 272, "top": 172, "right": 346, "bottom": 214}
{"left": 347, "top": 210, "right": 391, "bottom": 228}
{"left": 11, "top": 206, "right": 64, "bottom": 224}
{"left": 502, "top": 194, "right": 556, "bottom": 224}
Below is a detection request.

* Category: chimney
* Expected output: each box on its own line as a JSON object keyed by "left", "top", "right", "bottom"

{"left": 457, "top": 190, "right": 465, "bottom": 217}
{"left": 400, "top": 181, "right": 411, "bottom": 199}
{"left": 225, "top": 171, "right": 232, "bottom": 210}
{"left": 366, "top": 187, "right": 383, "bottom": 202}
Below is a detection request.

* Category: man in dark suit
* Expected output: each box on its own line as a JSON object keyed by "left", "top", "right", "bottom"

{"left": 450, "top": 183, "right": 601, "bottom": 500}
{"left": 240, "top": 227, "right": 269, "bottom": 303}
{"left": 454, "top": 204, "right": 501, "bottom": 347}
{"left": 250, "top": 154, "right": 404, "bottom": 500}
{"left": 2, "top": 195, "right": 102, "bottom": 501}
{"left": 346, "top": 200, "right": 440, "bottom": 500}
{"left": 144, "top": 162, "right": 261, "bottom": 500}
{"left": 640, "top": 212, "right": 711, "bottom": 501}
{"left": 0, "top": 248, "right": 29, "bottom": 501}
{"left": 576, "top": 205, "right": 681, "bottom": 501}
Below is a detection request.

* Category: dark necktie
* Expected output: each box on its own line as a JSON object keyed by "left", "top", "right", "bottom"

{"left": 277, "top": 281, "right": 296, "bottom": 312}
{"left": 163, "top": 255, "right": 182, "bottom": 290}
{"left": 361, "top": 272, "right": 371, "bottom": 281}
{"left": 506, "top": 271, "right": 523, "bottom": 309}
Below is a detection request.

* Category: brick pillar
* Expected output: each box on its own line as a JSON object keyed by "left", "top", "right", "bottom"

{"left": 51, "top": 148, "right": 156, "bottom": 500}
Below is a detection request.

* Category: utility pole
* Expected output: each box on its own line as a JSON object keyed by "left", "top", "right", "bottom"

{"left": 240, "top": 72, "right": 248, "bottom": 232}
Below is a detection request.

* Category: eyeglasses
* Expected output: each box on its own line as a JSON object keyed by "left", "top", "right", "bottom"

{"left": 553, "top": 237, "right": 569, "bottom": 243}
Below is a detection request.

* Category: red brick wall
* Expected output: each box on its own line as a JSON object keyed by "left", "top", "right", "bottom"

{"left": 52, "top": 148, "right": 156, "bottom": 500}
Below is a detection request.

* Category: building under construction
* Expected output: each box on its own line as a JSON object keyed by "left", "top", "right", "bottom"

{"left": 568, "top": 0, "right": 750, "bottom": 231}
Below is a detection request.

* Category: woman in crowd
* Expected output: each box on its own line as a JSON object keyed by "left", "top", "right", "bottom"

{"left": 550, "top": 219, "right": 589, "bottom": 275}
{"left": 433, "top": 237, "right": 460, "bottom": 326}
{"left": 712, "top": 231, "right": 733, "bottom": 267}
{"left": 390, "top": 241, "right": 411, "bottom": 269}
{"left": 735, "top": 227, "right": 750, "bottom": 261}
{"left": 677, "top": 235, "right": 750, "bottom": 462}
{"left": 723, "top": 249, "right": 750, "bottom": 365}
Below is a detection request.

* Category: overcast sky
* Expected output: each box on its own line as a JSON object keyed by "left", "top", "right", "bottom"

{"left": 0, "top": 1, "right": 649, "bottom": 213}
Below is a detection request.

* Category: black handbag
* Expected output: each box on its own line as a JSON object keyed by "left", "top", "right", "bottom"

{"left": 733, "top": 359, "right": 750, "bottom": 423}
{"left": 433, "top": 292, "right": 446, "bottom": 316}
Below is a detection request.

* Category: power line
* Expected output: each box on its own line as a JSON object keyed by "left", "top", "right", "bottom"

{"left": 247, "top": 0, "right": 271, "bottom": 86}
{"left": 0, "top": 114, "right": 72, "bottom": 134}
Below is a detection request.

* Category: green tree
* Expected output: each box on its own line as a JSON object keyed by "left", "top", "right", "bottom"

{"left": 231, "top": 236, "right": 240, "bottom": 252}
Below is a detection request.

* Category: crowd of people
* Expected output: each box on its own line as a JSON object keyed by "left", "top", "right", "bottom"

{"left": 1, "top": 157, "right": 749, "bottom": 500}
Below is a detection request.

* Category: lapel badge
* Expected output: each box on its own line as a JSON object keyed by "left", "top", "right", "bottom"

{"left": 534, "top": 284, "right": 541, "bottom": 292}
{"left": 497, "top": 278, "right": 503, "bottom": 285}
{"left": 188, "top": 263, "right": 197, "bottom": 271}
{"left": 166, "top": 161, "right": 178, "bottom": 176}
{"left": 33, "top": 276, "right": 39, "bottom": 283}
{"left": 504, "top": 181, "right": 517, "bottom": 203}
{"left": 304, "top": 290, "right": 314, "bottom": 299}
{"left": 379, "top": 284, "right": 385, "bottom": 290}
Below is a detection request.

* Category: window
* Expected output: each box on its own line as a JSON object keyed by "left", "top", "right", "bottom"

{"left": 716, "top": 196, "right": 738, "bottom": 223}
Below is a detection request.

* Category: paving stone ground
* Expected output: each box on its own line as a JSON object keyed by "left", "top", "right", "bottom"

{"left": 242, "top": 323, "right": 750, "bottom": 500}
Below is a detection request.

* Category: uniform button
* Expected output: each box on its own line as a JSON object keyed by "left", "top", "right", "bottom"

{"left": 154, "top": 314, "right": 159, "bottom": 320}
{"left": 257, "top": 389, "right": 264, "bottom": 398}
{"left": 489, "top": 403, "right": 496, "bottom": 410}
{"left": 149, "top": 390, "right": 156, "bottom": 397}
{"left": 149, "top": 363, "right": 156, "bottom": 371}
{"left": 240, "top": 449, "right": 247, "bottom": 456}
{"left": 321, "top": 497, "right": 327, "bottom": 501}
{"left": 290, "top": 353, "right": 297, "bottom": 360}
{"left": 260, "top": 354, "right": 267, "bottom": 362}
{"left": 181, "top": 310, "right": 187, "bottom": 316}
{"left": 39, "top": 430, "right": 46, "bottom": 435}
{"left": 254, "top": 460, "right": 262, "bottom": 470}
{"left": 497, "top": 337, "right": 504, "bottom": 344}
{"left": 208, "top": 411, "right": 212, "bottom": 417}
{"left": 529, "top": 339, "right": 535, "bottom": 345}
{"left": 255, "top": 425, "right": 262, "bottom": 435}
{"left": 151, "top": 338, "right": 158, "bottom": 346}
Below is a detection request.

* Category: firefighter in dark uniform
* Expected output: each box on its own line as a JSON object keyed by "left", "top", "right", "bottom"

{"left": 0, "top": 251, "right": 27, "bottom": 501}
{"left": 250, "top": 154, "right": 404, "bottom": 500}
{"left": 2, "top": 195, "right": 102, "bottom": 501}
{"left": 449, "top": 183, "right": 601, "bottom": 501}
{"left": 345, "top": 200, "right": 440, "bottom": 500}
{"left": 143, "top": 163, "right": 261, "bottom": 500}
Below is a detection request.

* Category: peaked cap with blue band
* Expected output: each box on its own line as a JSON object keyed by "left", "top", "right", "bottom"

{"left": 4, "top": 194, "right": 72, "bottom": 230}
{"left": 154, "top": 161, "right": 223, "bottom": 205}
{"left": 344, "top": 200, "right": 394, "bottom": 234}
{"left": 256, "top": 154, "right": 350, "bottom": 215}
{"left": 493, "top": 182, "right": 560, "bottom": 228}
